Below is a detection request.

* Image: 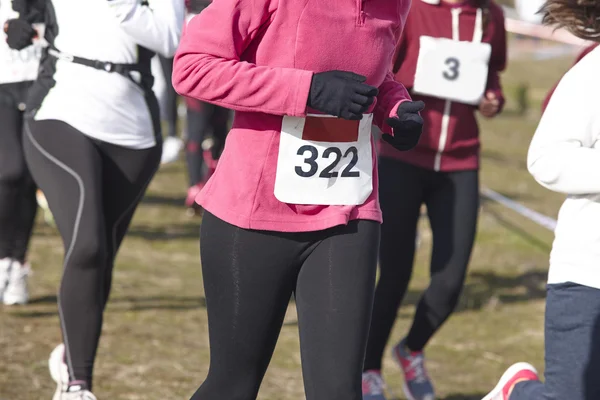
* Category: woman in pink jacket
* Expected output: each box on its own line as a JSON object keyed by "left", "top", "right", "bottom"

{"left": 172, "top": 0, "right": 423, "bottom": 398}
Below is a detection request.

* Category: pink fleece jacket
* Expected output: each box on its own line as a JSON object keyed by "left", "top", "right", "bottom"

{"left": 173, "top": 0, "right": 412, "bottom": 232}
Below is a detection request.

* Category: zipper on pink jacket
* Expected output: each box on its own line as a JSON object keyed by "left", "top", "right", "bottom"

{"left": 356, "top": 0, "right": 366, "bottom": 26}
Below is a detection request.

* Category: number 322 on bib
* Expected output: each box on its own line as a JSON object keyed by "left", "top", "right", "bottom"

{"left": 274, "top": 114, "right": 374, "bottom": 206}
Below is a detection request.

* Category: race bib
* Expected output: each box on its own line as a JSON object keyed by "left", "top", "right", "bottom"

{"left": 413, "top": 36, "right": 491, "bottom": 105}
{"left": 0, "top": 22, "right": 45, "bottom": 84}
{"left": 274, "top": 114, "right": 373, "bottom": 206}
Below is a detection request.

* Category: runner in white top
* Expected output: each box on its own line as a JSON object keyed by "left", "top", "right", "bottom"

{"left": 9, "top": 0, "right": 184, "bottom": 399}
{"left": 0, "top": 0, "right": 46, "bottom": 306}
{"left": 482, "top": 3, "right": 600, "bottom": 399}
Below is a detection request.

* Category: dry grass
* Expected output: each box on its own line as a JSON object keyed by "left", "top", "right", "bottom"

{"left": 0, "top": 42, "right": 575, "bottom": 400}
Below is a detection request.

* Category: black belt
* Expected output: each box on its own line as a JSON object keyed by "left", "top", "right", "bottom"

{"left": 48, "top": 48, "right": 153, "bottom": 91}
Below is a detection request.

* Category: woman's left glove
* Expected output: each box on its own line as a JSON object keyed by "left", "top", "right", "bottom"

{"left": 382, "top": 100, "right": 425, "bottom": 152}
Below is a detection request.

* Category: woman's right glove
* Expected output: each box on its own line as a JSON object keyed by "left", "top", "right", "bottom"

{"left": 4, "top": 18, "right": 36, "bottom": 50}
{"left": 307, "top": 70, "right": 379, "bottom": 121}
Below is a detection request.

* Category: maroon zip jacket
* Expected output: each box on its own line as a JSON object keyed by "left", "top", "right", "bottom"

{"left": 380, "top": 0, "right": 507, "bottom": 172}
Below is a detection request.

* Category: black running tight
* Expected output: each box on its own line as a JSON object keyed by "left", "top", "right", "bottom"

{"left": 23, "top": 119, "right": 161, "bottom": 388}
{"left": 0, "top": 88, "right": 38, "bottom": 263}
{"left": 364, "top": 158, "right": 479, "bottom": 371}
{"left": 185, "top": 100, "right": 229, "bottom": 186}
{"left": 191, "top": 212, "right": 380, "bottom": 400}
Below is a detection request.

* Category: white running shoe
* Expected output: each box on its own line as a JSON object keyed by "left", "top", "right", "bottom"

{"left": 49, "top": 344, "right": 70, "bottom": 400}
{"left": 49, "top": 344, "right": 97, "bottom": 400}
{"left": 481, "top": 362, "right": 539, "bottom": 400}
{"left": 60, "top": 387, "right": 97, "bottom": 400}
{"left": 161, "top": 136, "right": 184, "bottom": 164}
{"left": 0, "top": 258, "right": 11, "bottom": 303}
{"left": 3, "top": 260, "right": 30, "bottom": 305}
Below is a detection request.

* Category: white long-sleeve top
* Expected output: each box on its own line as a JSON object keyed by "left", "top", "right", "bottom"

{"left": 35, "top": 0, "right": 184, "bottom": 149}
{"left": 528, "top": 46, "right": 600, "bottom": 289}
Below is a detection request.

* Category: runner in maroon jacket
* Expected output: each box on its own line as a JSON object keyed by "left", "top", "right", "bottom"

{"left": 362, "top": 1, "right": 507, "bottom": 399}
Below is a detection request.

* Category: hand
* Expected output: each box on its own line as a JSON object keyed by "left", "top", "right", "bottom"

{"left": 479, "top": 91, "right": 500, "bottom": 118}
{"left": 4, "top": 18, "right": 36, "bottom": 50}
{"left": 308, "top": 70, "right": 379, "bottom": 120}
{"left": 382, "top": 100, "right": 425, "bottom": 152}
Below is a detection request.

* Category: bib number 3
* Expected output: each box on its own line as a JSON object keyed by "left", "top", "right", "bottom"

{"left": 443, "top": 57, "right": 460, "bottom": 81}
{"left": 295, "top": 145, "right": 360, "bottom": 178}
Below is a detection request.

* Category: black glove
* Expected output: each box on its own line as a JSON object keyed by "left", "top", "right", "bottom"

{"left": 4, "top": 18, "right": 36, "bottom": 50}
{"left": 308, "top": 70, "right": 379, "bottom": 120}
{"left": 10, "top": 0, "right": 27, "bottom": 14}
{"left": 382, "top": 101, "right": 425, "bottom": 151}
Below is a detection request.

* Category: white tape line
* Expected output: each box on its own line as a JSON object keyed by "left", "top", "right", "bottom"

{"left": 481, "top": 187, "right": 557, "bottom": 232}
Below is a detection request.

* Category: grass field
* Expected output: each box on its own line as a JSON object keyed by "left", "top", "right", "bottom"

{"left": 0, "top": 42, "right": 577, "bottom": 400}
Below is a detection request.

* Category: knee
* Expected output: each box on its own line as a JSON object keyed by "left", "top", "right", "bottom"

{"left": 426, "top": 276, "right": 465, "bottom": 314}
{"left": 186, "top": 140, "right": 201, "bottom": 154}
{"left": 66, "top": 240, "right": 108, "bottom": 270}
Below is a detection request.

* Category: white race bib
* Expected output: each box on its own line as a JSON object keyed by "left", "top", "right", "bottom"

{"left": 413, "top": 37, "right": 491, "bottom": 105}
{"left": 413, "top": 8, "right": 491, "bottom": 105}
{"left": 0, "top": 20, "right": 45, "bottom": 84}
{"left": 274, "top": 114, "right": 374, "bottom": 206}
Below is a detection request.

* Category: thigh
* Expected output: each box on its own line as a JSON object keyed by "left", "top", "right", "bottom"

{"left": 425, "top": 169, "right": 479, "bottom": 277}
{"left": 295, "top": 220, "right": 380, "bottom": 400}
{"left": 97, "top": 141, "right": 161, "bottom": 258}
{"left": 198, "top": 212, "right": 301, "bottom": 394}
{"left": 24, "top": 119, "right": 105, "bottom": 253}
{"left": 378, "top": 157, "right": 426, "bottom": 277}
{"left": 544, "top": 283, "right": 600, "bottom": 400}
{"left": 0, "top": 105, "right": 25, "bottom": 181}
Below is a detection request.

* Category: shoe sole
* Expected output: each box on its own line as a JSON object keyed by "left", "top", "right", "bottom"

{"left": 402, "top": 383, "right": 434, "bottom": 400}
{"left": 49, "top": 344, "right": 69, "bottom": 400}
{"left": 481, "top": 362, "right": 538, "bottom": 400}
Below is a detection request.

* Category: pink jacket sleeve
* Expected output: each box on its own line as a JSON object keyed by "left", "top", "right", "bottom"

{"left": 373, "top": 0, "right": 412, "bottom": 135}
{"left": 172, "top": 0, "right": 313, "bottom": 117}
{"left": 373, "top": 71, "right": 411, "bottom": 135}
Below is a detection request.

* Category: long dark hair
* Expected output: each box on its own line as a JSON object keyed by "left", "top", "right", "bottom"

{"left": 542, "top": 0, "right": 600, "bottom": 42}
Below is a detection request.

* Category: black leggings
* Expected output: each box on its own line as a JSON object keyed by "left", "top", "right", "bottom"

{"left": 0, "top": 97, "right": 37, "bottom": 263}
{"left": 23, "top": 119, "right": 161, "bottom": 388}
{"left": 192, "top": 212, "right": 380, "bottom": 400}
{"left": 364, "top": 158, "right": 479, "bottom": 371}
{"left": 158, "top": 56, "right": 179, "bottom": 138}
{"left": 185, "top": 102, "right": 229, "bottom": 187}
